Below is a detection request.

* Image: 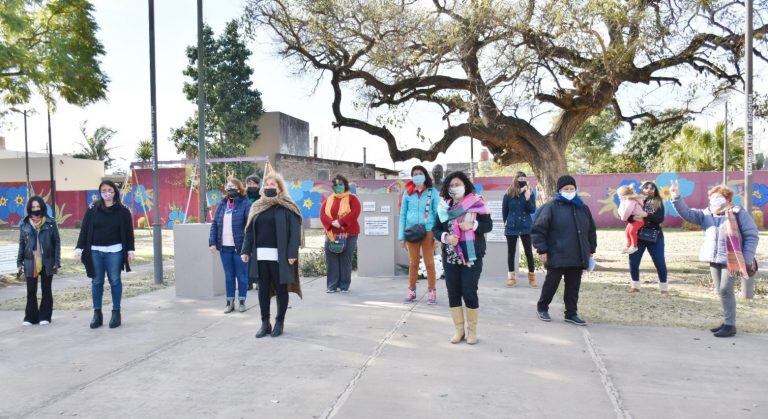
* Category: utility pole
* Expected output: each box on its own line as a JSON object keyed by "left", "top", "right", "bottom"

{"left": 742, "top": 0, "right": 755, "bottom": 299}
{"left": 46, "top": 107, "right": 56, "bottom": 214}
{"left": 723, "top": 102, "right": 728, "bottom": 185}
{"left": 197, "top": 0, "right": 207, "bottom": 222}
{"left": 148, "top": 0, "right": 163, "bottom": 284}
{"left": 10, "top": 108, "right": 31, "bottom": 197}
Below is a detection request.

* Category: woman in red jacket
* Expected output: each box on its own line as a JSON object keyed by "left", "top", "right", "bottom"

{"left": 320, "top": 175, "right": 362, "bottom": 293}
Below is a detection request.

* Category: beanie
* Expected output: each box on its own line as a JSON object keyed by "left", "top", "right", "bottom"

{"left": 556, "top": 175, "right": 576, "bottom": 191}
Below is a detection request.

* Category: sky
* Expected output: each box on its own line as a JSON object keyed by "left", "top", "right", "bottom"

{"left": 0, "top": 0, "right": 765, "bottom": 175}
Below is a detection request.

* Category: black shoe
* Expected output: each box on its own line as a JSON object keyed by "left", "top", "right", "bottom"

{"left": 224, "top": 301, "right": 235, "bottom": 314}
{"left": 271, "top": 320, "right": 284, "bottom": 337}
{"left": 247, "top": 283, "right": 254, "bottom": 290}
{"left": 713, "top": 325, "right": 736, "bottom": 338}
{"left": 710, "top": 323, "right": 725, "bottom": 333}
{"left": 90, "top": 309, "right": 103, "bottom": 329}
{"left": 255, "top": 321, "right": 272, "bottom": 338}
{"left": 109, "top": 310, "right": 121, "bottom": 329}
{"left": 537, "top": 310, "right": 551, "bottom": 322}
{"left": 238, "top": 300, "right": 246, "bottom": 313}
{"left": 564, "top": 315, "right": 587, "bottom": 326}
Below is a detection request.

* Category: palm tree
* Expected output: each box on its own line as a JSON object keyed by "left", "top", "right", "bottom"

{"left": 656, "top": 122, "right": 744, "bottom": 172}
{"left": 135, "top": 139, "right": 153, "bottom": 162}
{"left": 71, "top": 121, "right": 117, "bottom": 169}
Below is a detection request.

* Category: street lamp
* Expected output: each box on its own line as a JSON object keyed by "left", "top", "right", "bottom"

{"left": 9, "top": 107, "right": 32, "bottom": 198}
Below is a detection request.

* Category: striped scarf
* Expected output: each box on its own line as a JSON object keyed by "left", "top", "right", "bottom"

{"left": 723, "top": 208, "right": 748, "bottom": 279}
{"left": 31, "top": 216, "right": 46, "bottom": 279}
{"left": 437, "top": 194, "right": 489, "bottom": 266}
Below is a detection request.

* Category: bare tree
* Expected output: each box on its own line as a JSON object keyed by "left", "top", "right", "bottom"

{"left": 244, "top": 0, "right": 768, "bottom": 195}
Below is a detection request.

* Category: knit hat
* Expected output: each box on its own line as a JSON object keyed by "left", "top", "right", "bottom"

{"left": 246, "top": 174, "right": 261, "bottom": 184}
{"left": 556, "top": 175, "right": 577, "bottom": 191}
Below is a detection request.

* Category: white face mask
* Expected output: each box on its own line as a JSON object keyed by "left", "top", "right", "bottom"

{"left": 449, "top": 186, "right": 465, "bottom": 199}
{"left": 561, "top": 191, "right": 577, "bottom": 200}
{"left": 709, "top": 195, "right": 726, "bottom": 211}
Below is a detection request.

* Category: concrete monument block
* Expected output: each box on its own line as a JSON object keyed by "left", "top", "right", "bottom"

{"left": 174, "top": 223, "right": 225, "bottom": 298}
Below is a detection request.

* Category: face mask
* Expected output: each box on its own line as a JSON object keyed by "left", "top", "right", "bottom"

{"left": 247, "top": 187, "right": 259, "bottom": 197}
{"left": 412, "top": 174, "right": 425, "bottom": 186}
{"left": 263, "top": 188, "right": 277, "bottom": 198}
{"left": 449, "top": 186, "right": 465, "bottom": 199}
{"left": 30, "top": 209, "right": 43, "bottom": 217}
{"left": 225, "top": 188, "right": 238, "bottom": 198}
{"left": 101, "top": 192, "right": 114, "bottom": 201}
{"left": 517, "top": 180, "right": 527, "bottom": 188}
{"left": 561, "top": 191, "right": 577, "bottom": 200}
{"left": 333, "top": 184, "right": 345, "bottom": 194}
{"left": 709, "top": 196, "right": 726, "bottom": 210}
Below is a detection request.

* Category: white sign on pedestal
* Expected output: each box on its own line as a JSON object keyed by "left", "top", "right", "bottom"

{"left": 364, "top": 216, "right": 389, "bottom": 235}
{"left": 487, "top": 200, "right": 503, "bottom": 221}
{"left": 381, "top": 205, "right": 391, "bottom": 213}
{"left": 363, "top": 201, "right": 376, "bottom": 212}
{"left": 487, "top": 222, "right": 506, "bottom": 242}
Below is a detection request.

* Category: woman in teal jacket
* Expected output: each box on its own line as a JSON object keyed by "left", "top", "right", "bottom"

{"left": 399, "top": 165, "right": 441, "bottom": 305}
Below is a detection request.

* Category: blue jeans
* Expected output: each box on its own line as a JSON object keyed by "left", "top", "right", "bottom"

{"left": 628, "top": 232, "right": 668, "bottom": 284}
{"left": 220, "top": 246, "right": 248, "bottom": 301}
{"left": 91, "top": 250, "right": 124, "bottom": 310}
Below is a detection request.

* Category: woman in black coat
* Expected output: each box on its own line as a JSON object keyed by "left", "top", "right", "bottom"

{"left": 241, "top": 173, "right": 302, "bottom": 338}
{"left": 17, "top": 196, "right": 61, "bottom": 326}
{"left": 531, "top": 175, "right": 597, "bottom": 326}
{"left": 627, "top": 181, "right": 669, "bottom": 293}
{"left": 75, "top": 180, "right": 135, "bottom": 329}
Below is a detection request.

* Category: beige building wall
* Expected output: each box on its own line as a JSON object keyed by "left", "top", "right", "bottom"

{"left": 0, "top": 156, "right": 104, "bottom": 191}
{"left": 247, "top": 112, "right": 281, "bottom": 163}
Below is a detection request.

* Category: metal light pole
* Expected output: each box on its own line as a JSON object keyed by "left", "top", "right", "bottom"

{"left": 46, "top": 106, "right": 56, "bottom": 214}
{"left": 10, "top": 108, "right": 32, "bottom": 197}
{"left": 723, "top": 102, "right": 728, "bottom": 185}
{"left": 743, "top": 0, "right": 754, "bottom": 299}
{"left": 469, "top": 135, "right": 475, "bottom": 180}
{"left": 148, "top": 0, "right": 163, "bottom": 284}
{"left": 197, "top": 0, "right": 207, "bottom": 222}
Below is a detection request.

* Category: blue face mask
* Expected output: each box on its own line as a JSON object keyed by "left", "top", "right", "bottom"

{"left": 412, "top": 174, "right": 425, "bottom": 186}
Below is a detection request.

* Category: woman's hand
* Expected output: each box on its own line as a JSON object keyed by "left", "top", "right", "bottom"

{"left": 538, "top": 253, "right": 548, "bottom": 264}
{"left": 288, "top": 258, "right": 297, "bottom": 265}
{"left": 74, "top": 248, "right": 83, "bottom": 262}
{"left": 209, "top": 245, "right": 217, "bottom": 254}
{"left": 459, "top": 221, "right": 474, "bottom": 232}
{"left": 446, "top": 234, "right": 460, "bottom": 246}
{"left": 241, "top": 254, "right": 249, "bottom": 263}
{"left": 331, "top": 220, "right": 341, "bottom": 228}
{"left": 669, "top": 179, "right": 679, "bottom": 197}
{"left": 523, "top": 186, "right": 532, "bottom": 200}
{"left": 127, "top": 251, "right": 135, "bottom": 263}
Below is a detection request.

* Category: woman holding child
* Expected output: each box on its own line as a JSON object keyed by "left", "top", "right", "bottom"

{"left": 626, "top": 182, "right": 669, "bottom": 294}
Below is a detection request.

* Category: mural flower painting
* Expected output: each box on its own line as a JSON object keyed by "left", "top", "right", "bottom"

{"left": 300, "top": 190, "right": 323, "bottom": 219}
{"left": 8, "top": 186, "right": 27, "bottom": 217}
{"left": 656, "top": 173, "right": 694, "bottom": 217}
{"left": 206, "top": 190, "right": 222, "bottom": 207}
{"left": 87, "top": 190, "right": 100, "bottom": 207}
{"left": 752, "top": 184, "right": 768, "bottom": 208}
{"left": 0, "top": 187, "right": 10, "bottom": 220}
{"left": 167, "top": 206, "right": 186, "bottom": 229}
{"left": 598, "top": 178, "right": 639, "bottom": 217}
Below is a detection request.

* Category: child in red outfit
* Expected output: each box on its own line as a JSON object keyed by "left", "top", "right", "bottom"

{"left": 617, "top": 185, "right": 647, "bottom": 255}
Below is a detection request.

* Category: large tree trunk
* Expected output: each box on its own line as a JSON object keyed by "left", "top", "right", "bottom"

{"left": 530, "top": 142, "right": 569, "bottom": 200}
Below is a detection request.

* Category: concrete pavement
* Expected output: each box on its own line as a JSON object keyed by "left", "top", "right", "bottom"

{"left": 0, "top": 273, "right": 766, "bottom": 418}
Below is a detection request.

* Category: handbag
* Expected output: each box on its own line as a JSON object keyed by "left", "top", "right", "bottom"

{"left": 404, "top": 189, "right": 432, "bottom": 243}
{"left": 638, "top": 226, "right": 659, "bottom": 243}
{"left": 732, "top": 208, "right": 759, "bottom": 277}
{"left": 328, "top": 234, "right": 347, "bottom": 254}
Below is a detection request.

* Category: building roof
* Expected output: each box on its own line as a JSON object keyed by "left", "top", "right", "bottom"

{"left": 0, "top": 149, "right": 99, "bottom": 161}
{"left": 276, "top": 153, "right": 400, "bottom": 175}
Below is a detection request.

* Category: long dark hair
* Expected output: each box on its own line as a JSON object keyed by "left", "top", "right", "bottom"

{"left": 440, "top": 171, "right": 475, "bottom": 200}
{"left": 25, "top": 195, "right": 48, "bottom": 219}
{"left": 506, "top": 171, "right": 527, "bottom": 197}
{"left": 410, "top": 165, "right": 433, "bottom": 188}
{"left": 640, "top": 181, "right": 662, "bottom": 211}
{"left": 95, "top": 180, "right": 122, "bottom": 210}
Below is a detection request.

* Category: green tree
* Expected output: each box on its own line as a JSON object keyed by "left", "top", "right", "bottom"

{"left": 623, "top": 110, "right": 690, "bottom": 171}
{"left": 0, "top": 0, "right": 108, "bottom": 105}
{"left": 656, "top": 122, "right": 744, "bottom": 172}
{"left": 71, "top": 121, "right": 116, "bottom": 169}
{"left": 566, "top": 108, "right": 620, "bottom": 173}
{"left": 245, "top": 0, "right": 767, "bottom": 196}
{"left": 135, "top": 139, "right": 153, "bottom": 162}
{"left": 171, "top": 20, "right": 264, "bottom": 189}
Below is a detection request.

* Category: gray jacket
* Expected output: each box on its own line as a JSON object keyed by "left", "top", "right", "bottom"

{"left": 672, "top": 197, "right": 759, "bottom": 265}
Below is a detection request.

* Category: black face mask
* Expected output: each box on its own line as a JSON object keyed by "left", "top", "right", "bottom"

{"left": 30, "top": 209, "right": 43, "bottom": 217}
{"left": 225, "top": 188, "right": 238, "bottom": 198}
{"left": 263, "top": 188, "right": 277, "bottom": 198}
{"left": 247, "top": 187, "right": 259, "bottom": 197}
{"left": 517, "top": 181, "right": 527, "bottom": 188}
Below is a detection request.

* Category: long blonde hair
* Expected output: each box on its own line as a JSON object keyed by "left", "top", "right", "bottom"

{"left": 262, "top": 172, "right": 291, "bottom": 199}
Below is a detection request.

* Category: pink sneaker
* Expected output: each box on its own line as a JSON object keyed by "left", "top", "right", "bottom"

{"left": 403, "top": 287, "right": 417, "bottom": 304}
{"left": 427, "top": 288, "right": 437, "bottom": 305}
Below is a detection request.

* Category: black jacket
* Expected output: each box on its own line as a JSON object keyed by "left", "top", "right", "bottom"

{"left": 242, "top": 205, "right": 301, "bottom": 285}
{"left": 76, "top": 205, "right": 136, "bottom": 278}
{"left": 531, "top": 199, "right": 597, "bottom": 269}
{"left": 629, "top": 198, "right": 665, "bottom": 232}
{"left": 17, "top": 217, "right": 61, "bottom": 277}
{"left": 432, "top": 213, "right": 493, "bottom": 260}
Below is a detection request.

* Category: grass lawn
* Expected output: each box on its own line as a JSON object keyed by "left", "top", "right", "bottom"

{"left": 574, "top": 229, "right": 768, "bottom": 333}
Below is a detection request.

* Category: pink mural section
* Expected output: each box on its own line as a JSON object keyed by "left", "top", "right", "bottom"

{"left": 2, "top": 169, "right": 768, "bottom": 229}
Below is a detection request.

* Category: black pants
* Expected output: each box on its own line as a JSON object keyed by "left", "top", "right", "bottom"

{"left": 537, "top": 267, "right": 582, "bottom": 316}
{"left": 25, "top": 272, "right": 53, "bottom": 323}
{"left": 444, "top": 258, "right": 482, "bottom": 309}
{"left": 257, "top": 261, "right": 289, "bottom": 322}
{"left": 506, "top": 234, "right": 534, "bottom": 273}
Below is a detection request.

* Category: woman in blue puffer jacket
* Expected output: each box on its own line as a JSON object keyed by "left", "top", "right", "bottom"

{"left": 502, "top": 171, "right": 537, "bottom": 288}
{"left": 671, "top": 181, "right": 759, "bottom": 338}
{"left": 399, "top": 165, "right": 441, "bottom": 305}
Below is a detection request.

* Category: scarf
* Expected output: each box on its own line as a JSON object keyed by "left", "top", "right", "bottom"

{"left": 723, "top": 207, "right": 749, "bottom": 279}
{"left": 31, "top": 216, "right": 46, "bottom": 279}
{"left": 246, "top": 194, "right": 302, "bottom": 229}
{"left": 404, "top": 181, "right": 426, "bottom": 196}
{"left": 324, "top": 192, "right": 351, "bottom": 241}
{"left": 437, "top": 193, "right": 489, "bottom": 266}
{"left": 555, "top": 193, "right": 585, "bottom": 208}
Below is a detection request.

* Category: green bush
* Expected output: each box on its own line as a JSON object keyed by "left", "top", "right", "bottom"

{"left": 300, "top": 250, "right": 326, "bottom": 277}
{"left": 519, "top": 251, "right": 544, "bottom": 271}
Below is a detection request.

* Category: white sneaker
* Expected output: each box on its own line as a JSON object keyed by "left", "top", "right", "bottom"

{"left": 621, "top": 248, "right": 629, "bottom": 254}
{"left": 627, "top": 246, "right": 639, "bottom": 255}
{"left": 39, "top": 320, "right": 50, "bottom": 325}
{"left": 22, "top": 321, "right": 32, "bottom": 326}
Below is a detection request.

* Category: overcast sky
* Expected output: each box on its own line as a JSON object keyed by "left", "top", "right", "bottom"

{"left": 1, "top": 0, "right": 765, "bottom": 175}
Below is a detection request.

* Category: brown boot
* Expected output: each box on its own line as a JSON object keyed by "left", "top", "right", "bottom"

{"left": 465, "top": 308, "right": 479, "bottom": 345}
{"left": 528, "top": 272, "right": 538, "bottom": 288}
{"left": 449, "top": 307, "right": 465, "bottom": 344}
{"left": 507, "top": 272, "right": 517, "bottom": 288}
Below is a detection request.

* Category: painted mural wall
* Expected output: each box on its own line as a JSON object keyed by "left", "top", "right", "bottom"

{"left": 2, "top": 169, "right": 768, "bottom": 229}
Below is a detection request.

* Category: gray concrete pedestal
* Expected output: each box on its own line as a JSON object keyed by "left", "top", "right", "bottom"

{"left": 174, "top": 223, "right": 225, "bottom": 298}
